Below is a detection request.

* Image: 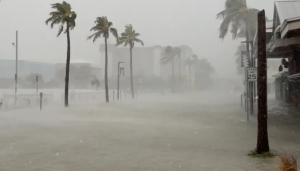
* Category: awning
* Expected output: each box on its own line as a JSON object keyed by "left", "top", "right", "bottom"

{"left": 287, "top": 73, "right": 300, "bottom": 79}
{"left": 272, "top": 71, "right": 289, "bottom": 78}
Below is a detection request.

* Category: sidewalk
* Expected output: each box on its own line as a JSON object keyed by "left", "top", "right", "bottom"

{"left": 250, "top": 95, "right": 300, "bottom": 163}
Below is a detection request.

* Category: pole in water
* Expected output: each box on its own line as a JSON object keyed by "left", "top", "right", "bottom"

{"left": 241, "top": 94, "right": 243, "bottom": 107}
{"left": 40, "top": 92, "right": 43, "bottom": 111}
{"left": 120, "top": 90, "right": 122, "bottom": 100}
{"left": 36, "top": 75, "right": 39, "bottom": 93}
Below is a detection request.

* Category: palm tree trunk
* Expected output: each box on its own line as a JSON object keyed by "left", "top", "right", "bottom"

{"left": 172, "top": 59, "right": 175, "bottom": 93}
{"left": 64, "top": 25, "right": 70, "bottom": 107}
{"left": 179, "top": 56, "right": 181, "bottom": 92}
{"left": 104, "top": 37, "right": 109, "bottom": 103}
{"left": 256, "top": 10, "right": 270, "bottom": 154}
{"left": 130, "top": 47, "right": 134, "bottom": 98}
{"left": 190, "top": 66, "right": 192, "bottom": 89}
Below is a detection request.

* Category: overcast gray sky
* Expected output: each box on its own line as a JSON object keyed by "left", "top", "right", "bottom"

{"left": 0, "top": 0, "right": 279, "bottom": 78}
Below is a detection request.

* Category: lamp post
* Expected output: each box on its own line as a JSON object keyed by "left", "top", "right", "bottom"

{"left": 12, "top": 31, "right": 18, "bottom": 106}
{"left": 117, "top": 62, "right": 124, "bottom": 100}
{"left": 36, "top": 75, "right": 39, "bottom": 93}
{"left": 241, "top": 40, "right": 254, "bottom": 116}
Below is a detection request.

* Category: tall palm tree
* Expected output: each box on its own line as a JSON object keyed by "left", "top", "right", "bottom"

{"left": 116, "top": 25, "right": 144, "bottom": 98}
{"left": 217, "top": 0, "right": 259, "bottom": 58}
{"left": 88, "top": 16, "right": 118, "bottom": 103}
{"left": 46, "top": 1, "right": 76, "bottom": 107}
{"left": 161, "top": 46, "right": 176, "bottom": 93}
{"left": 184, "top": 57, "right": 194, "bottom": 89}
{"left": 217, "top": 0, "right": 258, "bottom": 117}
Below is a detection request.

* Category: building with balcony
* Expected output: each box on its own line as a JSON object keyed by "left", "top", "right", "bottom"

{"left": 254, "top": 1, "right": 300, "bottom": 104}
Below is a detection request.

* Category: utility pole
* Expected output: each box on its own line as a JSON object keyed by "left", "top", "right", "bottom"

{"left": 13, "top": 31, "right": 19, "bottom": 106}
{"left": 241, "top": 40, "right": 254, "bottom": 116}
{"left": 117, "top": 62, "right": 124, "bottom": 100}
{"left": 256, "top": 10, "right": 270, "bottom": 154}
{"left": 36, "top": 75, "right": 39, "bottom": 93}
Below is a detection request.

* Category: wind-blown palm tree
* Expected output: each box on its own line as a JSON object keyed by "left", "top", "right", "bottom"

{"left": 161, "top": 46, "right": 177, "bottom": 93}
{"left": 174, "top": 47, "right": 182, "bottom": 91}
{"left": 217, "top": 0, "right": 269, "bottom": 154}
{"left": 46, "top": 1, "right": 77, "bottom": 107}
{"left": 88, "top": 16, "right": 118, "bottom": 103}
{"left": 217, "top": 0, "right": 258, "bottom": 117}
{"left": 91, "top": 78, "right": 100, "bottom": 90}
{"left": 184, "top": 57, "right": 194, "bottom": 89}
{"left": 217, "top": 0, "right": 259, "bottom": 57}
{"left": 116, "top": 25, "right": 144, "bottom": 98}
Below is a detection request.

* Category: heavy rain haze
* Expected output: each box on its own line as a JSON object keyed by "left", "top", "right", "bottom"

{"left": 0, "top": 0, "right": 300, "bottom": 171}
{"left": 0, "top": 0, "right": 276, "bottom": 78}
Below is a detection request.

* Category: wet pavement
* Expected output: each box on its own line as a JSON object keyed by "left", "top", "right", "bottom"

{"left": 0, "top": 91, "right": 299, "bottom": 171}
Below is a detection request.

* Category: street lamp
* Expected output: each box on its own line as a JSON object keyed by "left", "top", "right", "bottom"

{"left": 117, "top": 62, "right": 124, "bottom": 100}
{"left": 12, "top": 31, "right": 18, "bottom": 106}
{"left": 36, "top": 74, "right": 39, "bottom": 93}
{"left": 241, "top": 40, "right": 254, "bottom": 116}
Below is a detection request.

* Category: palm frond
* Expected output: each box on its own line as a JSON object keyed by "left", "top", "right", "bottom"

{"left": 57, "top": 24, "right": 64, "bottom": 37}
{"left": 50, "top": 11, "right": 63, "bottom": 16}
{"left": 115, "top": 39, "right": 126, "bottom": 46}
{"left": 51, "top": 3, "right": 66, "bottom": 13}
{"left": 219, "top": 11, "right": 239, "bottom": 39}
{"left": 216, "top": 10, "right": 227, "bottom": 19}
{"left": 134, "top": 33, "right": 140, "bottom": 37}
{"left": 88, "top": 16, "right": 116, "bottom": 42}
{"left": 160, "top": 56, "right": 173, "bottom": 64}
{"left": 51, "top": 17, "right": 63, "bottom": 28}
{"left": 92, "top": 32, "right": 101, "bottom": 42}
{"left": 117, "top": 24, "right": 143, "bottom": 48}
{"left": 121, "top": 32, "right": 128, "bottom": 37}
{"left": 62, "top": 1, "right": 71, "bottom": 11}
{"left": 69, "top": 20, "right": 76, "bottom": 30}
{"left": 45, "top": 17, "right": 55, "bottom": 25}
{"left": 134, "top": 38, "right": 144, "bottom": 46}
{"left": 217, "top": 0, "right": 260, "bottom": 40}
{"left": 110, "top": 27, "right": 119, "bottom": 39}
{"left": 46, "top": 1, "right": 76, "bottom": 35}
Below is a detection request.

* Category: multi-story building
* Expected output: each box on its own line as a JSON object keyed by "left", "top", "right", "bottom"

{"left": 0, "top": 59, "right": 102, "bottom": 81}
{"left": 99, "top": 44, "right": 194, "bottom": 81}
{"left": 0, "top": 59, "right": 56, "bottom": 81}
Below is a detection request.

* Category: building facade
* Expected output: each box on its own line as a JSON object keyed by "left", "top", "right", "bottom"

{"left": 0, "top": 59, "right": 56, "bottom": 81}
{"left": 99, "top": 44, "right": 194, "bottom": 81}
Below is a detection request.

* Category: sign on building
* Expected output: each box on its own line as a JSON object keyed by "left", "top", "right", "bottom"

{"left": 247, "top": 67, "right": 257, "bottom": 81}
{"left": 241, "top": 51, "right": 249, "bottom": 67}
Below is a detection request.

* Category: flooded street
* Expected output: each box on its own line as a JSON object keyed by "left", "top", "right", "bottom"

{"left": 0, "top": 91, "right": 298, "bottom": 171}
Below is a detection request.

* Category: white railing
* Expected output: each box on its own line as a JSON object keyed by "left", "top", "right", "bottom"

{"left": 61, "top": 91, "right": 106, "bottom": 104}
{"left": 59, "top": 90, "right": 127, "bottom": 103}
{"left": 1, "top": 93, "right": 54, "bottom": 109}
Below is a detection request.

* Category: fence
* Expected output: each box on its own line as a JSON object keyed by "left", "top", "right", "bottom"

{"left": 60, "top": 91, "right": 106, "bottom": 104}
{"left": 59, "top": 90, "right": 129, "bottom": 103}
{"left": 1, "top": 93, "right": 54, "bottom": 109}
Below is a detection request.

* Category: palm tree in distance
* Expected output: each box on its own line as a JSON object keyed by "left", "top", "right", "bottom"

{"left": 46, "top": 1, "right": 77, "bottom": 107}
{"left": 184, "top": 57, "right": 194, "bottom": 89}
{"left": 116, "top": 25, "right": 144, "bottom": 98}
{"left": 91, "top": 78, "right": 100, "bottom": 90}
{"left": 174, "top": 47, "right": 182, "bottom": 92}
{"left": 161, "top": 46, "right": 177, "bottom": 93}
{"left": 88, "top": 16, "right": 118, "bottom": 103}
